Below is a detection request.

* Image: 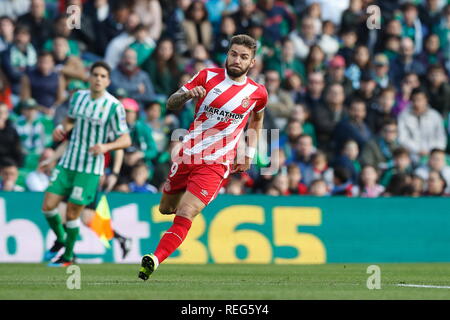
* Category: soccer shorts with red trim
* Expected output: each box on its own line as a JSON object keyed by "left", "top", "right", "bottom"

{"left": 162, "top": 162, "right": 230, "bottom": 205}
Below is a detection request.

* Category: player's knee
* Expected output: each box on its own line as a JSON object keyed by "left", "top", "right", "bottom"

{"left": 176, "top": 204, "right": 199, "bottom": 220}
{"left": 42, "top": 202, "right": 56, "bottom": 212}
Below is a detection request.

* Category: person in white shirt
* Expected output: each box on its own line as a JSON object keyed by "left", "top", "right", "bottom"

{"left": 398, "top": 87, "right": 447, "bottom": 163}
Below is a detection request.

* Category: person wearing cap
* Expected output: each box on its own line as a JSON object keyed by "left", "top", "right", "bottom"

{"left": 325, "top": 55, "right": 353, "bottom": 98}
{"left": 121, "top": 97, "right": 158, "bottom": 177}
{"left": 373, "top": 53, "right": 392, "bottom": 89}
{"left": 14, "top": 98, "right": 53, "bottom": 158}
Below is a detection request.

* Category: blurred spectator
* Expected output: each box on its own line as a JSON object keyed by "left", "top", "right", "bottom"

{"left": 417, "top": 33, "right": 447, "bottom": 71}
{"left": 144, "top": 100, "right": 176, "bottom": 154}
{"left": 432, "top": 4, "right": 450, "bottom": 74}
{"left": 142, "top": 37, "right": 181, "bottom": 99}
{"left": 423, "top": 64, "right": 450, "bottom": 118}
{"left": 0, "top": 16, "right": 14, "bottom": 53}
{"left": 333, "top": 139, "right": 361, "bottom": 183}
{"left": 411, "top": 174, "right": 425, "bottom": 197}
{"left": 304, "top": 44, "right": 326, "bottom": 75}
{"left": 0, "top": 102, "right": 23, "bottom": 167}
{"left": 287, "top": 133, "right": 316, "bottom": 177}
{"left": 353, "top": 165, "right": 385, "bottom": 198}
{"left": 25, "top": 147, "right": 55, "bottom": 191}
{"left": 325, "top": 55, "right": 353, "bottom": 98}
{"left": 336, "top": 28, "right": 357, "bottom": 67}
{"left": 393, "top": 72, "right": 421, "bottom": 116}
{"left": 372, "top": 53, "right": 392, "bottom": 90}
{"left": 0, "top": 0, "right": 30, "bottom": 20}
{"left": 20, "top": 51, "right": 65, "bottom": 115}
{"left": 398, "top": 88, "right": 447, "bottom": 161}
{"left": 110, "top": 48, "right": 155, "bottom": 107}
{"left": 53, "top": 80, "right": 85, "bottom": 126}
{"left": 419, "top": 0, "right": 444, "bottom": 31}
{"left": 381, "top": 35, "right": 401, "bottom": 62}
{"left": 212, "top": 15, "right": 236, "bottom": 65}
{"left": 43, "top": 14, "right": 81, "bottom": 57}
{"left": 271, "top": 171, "right": 290, "bottom": 195}
{"left": 122, "top": 97, "right": 158, "bottom": 175}
{"left": 389, "top": 37, "right": 426, "bottom": 88}
{"left": 312, "top": 82, "right": 347, "bottom": 153}
{"left": 317, "top": 20, "right": 339, "bottom": 59}
{"left": 104, "top": 11, "right": 141, "bottom": 69}
{"left": 345, "top": 44, "right": 370, "bottom": 90}
{"left": 128, "top": 161, "right": 158, "bottom": 193}
{"left": 264, "top": 37, "right": 306, "bottom": 83}
{"left": 302, "top": 150, "right": 334, "bottom": 188}
{"left": 289, "top": 15, "right": 318, "bottom": 60}
{"left": 1, "top": 25, "right": 37, "bottom": 97}
{"left": 340, "top": 0, "right": 365, "bottom": 32}
{"left": 287, "top": 163, "right": 308, "bottom": 195}
{"left": 309, "top": 178, "right": 329, "bottom": 196}
{"left": 399, "top": 3, "right": 424, "bottom": 54}
{"left": 164, "top": 0, "right": 191, "bottom": 56}
{"left": 361, "top": 119, "right": 399, "bottom": 172}
{"left": 257, "top": 0, "right": 295, "bottom": 46}
{"left": 366, "top": 86, "right": 396, "bottom": 135}
{"left": 64, "top": 0, "right": 97, "bottom": 55}
{"left": 184, "top": 43, "right": 218, "bottom": 75}
{"left": 330, "top": 166, "right": 353, "bottom": 196}
{"left": 423, "top": 170, "right": 448, "bottom": 196}
{"left": 17, "top": 0, "right": 52, "bottom": 50}
{"left": 231, "top": 0, "right": 263, "bottom": 35}
{"left": 264, "top": 69, "right": 295, "bottom": 129}
{"left": 283, "top": 73, "right": 304, "bottom": 104}
{"left": 333, "top": 97, "right": 372, "bottom": 156}
{"left": 133, "top": 0, "right": 163, "bottom": 41}
{"left": 205, "top": 0, "right": 239, "bottom": 33}
{"left": 354, "top": 71, "right": 378, "bottom": 109}
{"left": 290, "top": 104, "right": 316, "bottom": 145}
{"left": 129, "top": 24, "right": 156, "bottom": 67}
{"left": 301, "top": 71, "right": 325, "bottom": 112}
{"left": 14, "top": 98, "right": 52, "bottom": 159}
{"left": 415, "top": 148, "right": 450, "bottom": 193}
{"left": 181, "top": 0, "right": 213, "bottom": 54}
{"left": 383, "top": 172, "right": 413, "bottom": 196}
{"left": 0, "top": 158, "right": 24, "bottom": 191}
{"left": 52, "top": 36, "right": 88, "bottom": 84}
{"left": 277, "top": 118, "right": 302, "bottom": 163}
{"left": 380, "top": 147, "right": 413, "bottom": 188}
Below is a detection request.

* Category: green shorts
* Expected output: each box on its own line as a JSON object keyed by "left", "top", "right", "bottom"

{"left": 46, "top": 165, "right": 101, "bottom": 206}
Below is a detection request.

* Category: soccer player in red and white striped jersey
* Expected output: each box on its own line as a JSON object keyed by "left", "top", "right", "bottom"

{"left": 139, "top": 35, "right": 268, "bottom": 280}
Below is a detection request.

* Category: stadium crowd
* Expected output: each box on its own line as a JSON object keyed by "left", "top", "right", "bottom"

{"left": 0, "top": 0, "right": 449, "bottom": 197}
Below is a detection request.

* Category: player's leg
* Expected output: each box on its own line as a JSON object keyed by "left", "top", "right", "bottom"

{"left": 159, "top": 191, "right": 184, "bottom": 215}
{"left": 42, "top": 192, "right": 66, "bottom": 261}
{"left": 42, "top": 165, "right": 73, "bottom": 261}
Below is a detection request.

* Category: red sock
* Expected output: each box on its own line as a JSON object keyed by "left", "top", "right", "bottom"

{"left": 154, "top": 215, "right": 192, "bottom": 263}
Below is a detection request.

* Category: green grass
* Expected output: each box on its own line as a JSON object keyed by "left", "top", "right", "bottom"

{"left": 1, "top": 263, "right": 450, "bottom": 300}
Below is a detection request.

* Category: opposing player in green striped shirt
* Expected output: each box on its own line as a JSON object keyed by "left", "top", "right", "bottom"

{"left": 42, "top": 61, "right": 132, "bottom": 267}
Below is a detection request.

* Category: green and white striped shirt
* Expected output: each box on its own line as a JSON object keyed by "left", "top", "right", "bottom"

{"left": 59, "top": 89, "right": 129, "bottom": 175}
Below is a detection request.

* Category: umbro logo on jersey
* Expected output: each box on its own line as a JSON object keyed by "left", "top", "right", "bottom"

{"left": 200, "top": 189, "right": 209, "bottom": 197}
{"left": 213, "top": 88, "right": 222, "bottom": 95}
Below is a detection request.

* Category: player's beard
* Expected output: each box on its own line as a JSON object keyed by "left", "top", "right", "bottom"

{"left": 225, "top": 58, "right": 251, "bottom": 78}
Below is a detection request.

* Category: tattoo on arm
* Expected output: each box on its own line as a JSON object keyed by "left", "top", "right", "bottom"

{"left": 167, "top": 88, "right": 191, "bottom": 110}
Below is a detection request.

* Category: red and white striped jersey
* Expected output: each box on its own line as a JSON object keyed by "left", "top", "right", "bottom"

{"left": 179, "top": 68, "right": 268, "bottom": 165}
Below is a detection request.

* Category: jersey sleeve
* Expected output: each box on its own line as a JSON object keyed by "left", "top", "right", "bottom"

{"left": 180, "top": 69, "right": 207, "bottom": 92}
{"left": 67, "top": 91, "right": 81, "bottom": 119}
{"left": 109, "top": 103, "right": 129, "bottom": 139}
{"left": 253, "top": 86, "right": 268, "bottom": 113}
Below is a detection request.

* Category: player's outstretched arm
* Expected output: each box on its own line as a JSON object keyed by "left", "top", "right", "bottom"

{"left": 89, "top": 133, "right": 132, "bottom": 156}
{"left": 167, "top": 86, "right": 206, "bottom": 111}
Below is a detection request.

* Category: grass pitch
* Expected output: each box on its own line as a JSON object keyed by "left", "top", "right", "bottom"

{"left": 1, "top": 263, "right": 450, "bottom": 300}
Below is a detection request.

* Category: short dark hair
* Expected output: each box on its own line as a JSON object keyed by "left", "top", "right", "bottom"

{"left": 411, "top": 87, "right": 427, "bottom": 98}
{"left": 228, "top": 34, "right": 257, "bottom": 57}
{"left": 393, "top": 147, "right": 410, "bottom": 158}
{"left": 430, "top": 148, "right": 446, "bottom": 156}
{"left": 382, "top": 118, "right": 397, "bottom": 128}
{"left": 90, "top": 61, "right": 111, "bottom": 78}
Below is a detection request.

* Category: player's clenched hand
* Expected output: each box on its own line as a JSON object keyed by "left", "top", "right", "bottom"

{"left": 52, "top": 126, "right": 66, "bottom": 142}
{"left": 89, "top": 143, "right": 108, "bottom": 156}
{"left": 231, "top": 162, "right": 251, "bottom": 173}
{"left": 186, "top": 86, "right": 206, "bottom": 99}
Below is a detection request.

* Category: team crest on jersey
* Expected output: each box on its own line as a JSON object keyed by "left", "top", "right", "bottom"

{"left": 241, "top": 97, "right": 250, "bottom": 108}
